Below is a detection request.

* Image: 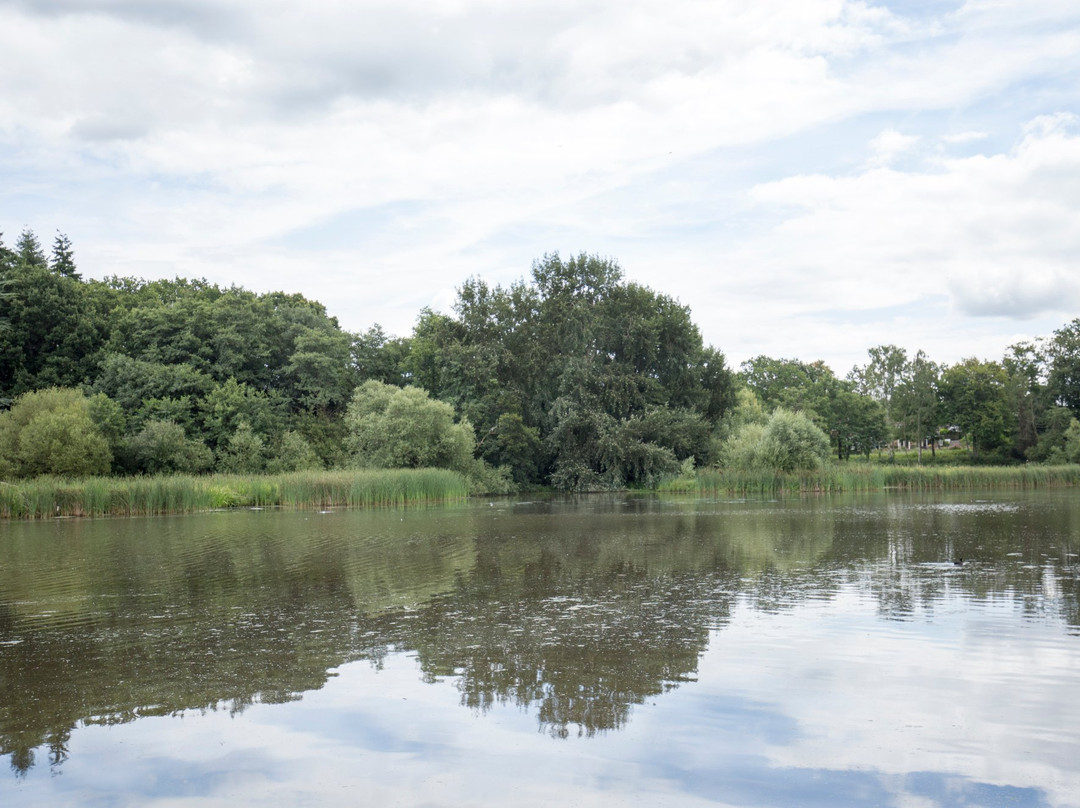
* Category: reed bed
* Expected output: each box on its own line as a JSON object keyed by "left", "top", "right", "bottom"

{"left": 0, "top": 468, "right": 469, "bottom": 519}
{"left": 664, "top": 464, "right": 1080, "bottom": 495}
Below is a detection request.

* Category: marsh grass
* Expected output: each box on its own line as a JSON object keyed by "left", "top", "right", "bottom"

{"left": 0, "top": 469, "right": 469, "bottom": 519}
{"left": 660, "top": 464, "right": 1080, "bottom": 495}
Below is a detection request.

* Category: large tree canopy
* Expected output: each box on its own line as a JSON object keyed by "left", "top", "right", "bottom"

{"left": 405, "top": 253, "right": 736, "bottom": 489}
{"left": 940, "top": 358, "right": 1014, "bottom": 459}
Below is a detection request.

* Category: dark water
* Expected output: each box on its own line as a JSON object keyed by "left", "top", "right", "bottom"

{"left": 1, "top": 491, "right": 1079, "bottom": 807}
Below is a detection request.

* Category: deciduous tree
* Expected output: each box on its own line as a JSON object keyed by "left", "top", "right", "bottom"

{"left": 0, "top": 387, "right": 111, "bottom": 478}
{"left": 344, "top": 380, "right": 476, "bottom": 473}
{"left": 940, "top": 358, "right": 1014, "bottom": 459}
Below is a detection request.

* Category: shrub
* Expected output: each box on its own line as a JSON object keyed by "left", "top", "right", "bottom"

{"left": 216, "top": 421, "right": 267, "bottom": 473}
{"left": 265, "top": 430, "right": 322, "bottom": 473}
{"left": 719, "top": 408, "right": 830, "bottom": 472}
{"left": 0, "top": 387, "right": 112, "bottom": 478}
{"left": 344, "top": 381, "right": 477, "bottom": 474}
{"left": 125, "top": 419, "right": 213, "bottom": 474}
{"left": 760, "top": 408, "right": 831, "bottom": 472}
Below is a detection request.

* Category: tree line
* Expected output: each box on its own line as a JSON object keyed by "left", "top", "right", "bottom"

{"left": 3, "top": 226, "right": 1080, "bottom": 488}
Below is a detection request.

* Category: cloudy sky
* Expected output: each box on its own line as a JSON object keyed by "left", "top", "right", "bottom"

{"left": 2, "top": 0, "right": 1079, "bottom": 373}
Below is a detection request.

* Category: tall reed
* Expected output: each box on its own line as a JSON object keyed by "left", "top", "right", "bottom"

{"left": 670, "top": 464, "right": 1080, "bottom": 495}
{"left": 0, "top": 469, "right": 469, "bottom": 519}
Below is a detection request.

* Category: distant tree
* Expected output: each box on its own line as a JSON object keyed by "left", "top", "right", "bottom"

{"left": 718, "top": 421, "right": 769, "bottom": 471}
{"left": 0, "top": 236, "right": 11, "bottom": 363}
{"left": 828, "top": 386, "right": 887, "bottom": 460}
{"left": 265, "top": 430, "right": 322, "bottom": 473}
{"left": 91, "top": 353, "right": 214, "bottom": 430}
{"left": 0, "top": 231, "right": 15, "bottom": 269}
{"left": 894, "top": 350, "right": 941, "bottom": 462}
{"left": 284, "top": 328, "right": 353, "bottom": 414}
{"left": 1002, "top": 341, "right": 1046, "bottom": 458}
{"left": 196, "top": 378, "right": 286, "bottom": 452}
{"left": 0, "top": 254, "right": 105, "bottom": 398}
{"left": 1045, "top": 319, "right": 1080, "bottom": 417}
{"left": 1027, "top": 407, "right": 1075, "bottom": 462}
{"left": 86, "top": 392, "right": 127, "bottom": 465}
{"left": 50, "top": 232, "right": 79, "bottom": 278}
{"left": 718, "top": 387, "right": 769, "bottom": 439}
{"left": 352, "top": 324, "right": 410, "bottom": 386}
{"left": 406, "top": 253, "right": 734, "bottom": 490}
{"left": 849, "top": 345, "right": 908, "bottom": 458}
{"left": 15, "top": 228, "right": 47, "bottom": 268}
{"left": 939, "top": 358, "right": 1014, "bottom": 459}
{"left": 216, "top": 421, "right": 267, "bottom": 473}
{"left": 759, "top": 408, "right": 832, "bottom": 471}
{"left": 484, "top": 413, "right": 543, "bottom": 486}
{"left": 1050, "top": 418, "right": 1080, "bottom": 464}
{"left": 740, "top": 356, "right": 834, "bottom": 413}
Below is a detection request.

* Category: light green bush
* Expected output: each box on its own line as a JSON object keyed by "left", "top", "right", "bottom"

{"left": 719, "top": 408, "right": 830, "bottom": 472}
{"left": 344, "top": 381, "right": 476, "bottom": 474}
{"left": 0, "top": 387, "right": 112, "bottom": 478}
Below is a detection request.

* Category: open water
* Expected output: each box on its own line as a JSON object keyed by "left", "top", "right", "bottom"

{"left": 2, "top": 491, "right": 1079, "bottom": 807}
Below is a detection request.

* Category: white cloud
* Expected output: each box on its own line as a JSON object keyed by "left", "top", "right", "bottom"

{"left": 726, "top": 120, "right": 1080, "bottom": 352}
{"left": 942, "top": 130, "right": 989, "bottom": 144}
{"left": 1, "top": 0, "right": 1079, "bottom": 370}
{"left": 867, "top": 129, "right": 920, "bottom": 166}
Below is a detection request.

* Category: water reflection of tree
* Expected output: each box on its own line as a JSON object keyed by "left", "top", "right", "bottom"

{"left": 2, "top": 496, "right": 1079, "bottom": 773}
{"left": 393, "top": 544, "right": 733, "bottom": 737}
{"left": 820, "top": 498, "right": 1080, "bottom": 628}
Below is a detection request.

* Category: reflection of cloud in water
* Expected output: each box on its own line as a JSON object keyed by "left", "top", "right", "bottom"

{"left": 696, "top": 595, "right": 1074, "bottom": 808}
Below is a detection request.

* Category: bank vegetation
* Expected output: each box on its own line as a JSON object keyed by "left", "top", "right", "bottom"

{"left": 0, "top": 468, "right": 469, "bottom": 519}
{"left": 5, "top": 228, "right": 1080, "bottom": 511}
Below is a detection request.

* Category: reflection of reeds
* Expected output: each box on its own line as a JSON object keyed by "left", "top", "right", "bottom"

{"left": 0, "top": 469, "right": 469, "bottom": 518}
{"left": 662, "top": 464, "right": 1080, "bottom": 494}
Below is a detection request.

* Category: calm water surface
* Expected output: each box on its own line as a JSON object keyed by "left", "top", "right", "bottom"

{"left": 2, "top": 491, "right": 1079, "bottom": 807}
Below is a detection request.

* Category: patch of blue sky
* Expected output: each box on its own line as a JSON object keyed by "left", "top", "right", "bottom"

{"left": 869, "top": 0, "right": 968, "bottom": 21}
{"left": 271, "top": 200, "right": 432, "bottom": 252}
{"left": 807, "top": 296, "right": 953, "bottom": 327}
{"left": 16, "top": 736, "right": 284, "bottom": 807}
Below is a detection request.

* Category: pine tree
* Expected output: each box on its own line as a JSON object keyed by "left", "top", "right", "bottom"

{"left": 51, "top": 231, "right": 80, "bottom": 279}
{"left": 16, "top": 228, "right": 47, "bottom": 268}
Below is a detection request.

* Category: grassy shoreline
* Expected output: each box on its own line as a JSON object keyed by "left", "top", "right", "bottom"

{"left": 4, "top": 463, "right": 1079, "bottom": 519}
{"left": 659, "top": 463, "right": 1080, "bottom": 495}
{"left": 0, "top": 468, "right": 470, "bottom": 519}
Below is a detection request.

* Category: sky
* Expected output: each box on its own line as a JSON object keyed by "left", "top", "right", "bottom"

{"left": 2, "top": 0, "right": 1079, "bottom": 374}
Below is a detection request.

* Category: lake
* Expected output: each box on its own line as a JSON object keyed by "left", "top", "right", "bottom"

{"left": 2, "top": 491, "right": 1079, "bottom": 807}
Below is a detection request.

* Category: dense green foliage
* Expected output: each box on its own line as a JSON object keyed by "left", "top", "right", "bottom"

{"left": 4, "top": 227, "right": 1080, "bottom": 495}
{"left": 405, "top": 254, "right": 734, "bottom": 490}
{"left": 737, "top": 331, "right": 1080, "bottom": 466}
{"left": 0, "top": 388, "right": 112, "bottom": 478}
